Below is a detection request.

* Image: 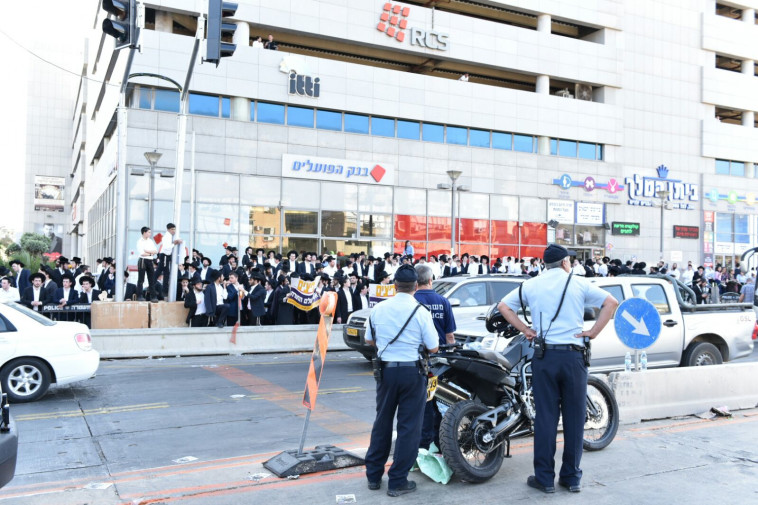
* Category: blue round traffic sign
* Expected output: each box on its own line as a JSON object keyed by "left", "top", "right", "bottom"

{"left": 613, "top": 298, "right": 662, "bottom": 350}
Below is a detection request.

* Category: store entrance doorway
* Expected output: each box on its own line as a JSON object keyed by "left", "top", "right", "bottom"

{"left": 568, "top": 247, "right": 604, "bottom": 264}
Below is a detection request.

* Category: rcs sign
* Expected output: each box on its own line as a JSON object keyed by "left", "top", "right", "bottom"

{"left": 410, "top": 27, "right": 449, "bottom": 51}
{"left": 377, "top": 3, "right": 449, "bottom": 51}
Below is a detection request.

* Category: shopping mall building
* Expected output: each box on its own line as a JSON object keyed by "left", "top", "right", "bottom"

{"left": 69, "top": 0, "right": 758, "bottom": 269}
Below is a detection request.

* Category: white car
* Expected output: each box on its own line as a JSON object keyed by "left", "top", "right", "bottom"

{"left": 0, "top": 302, "right": 100, "bottom": 402}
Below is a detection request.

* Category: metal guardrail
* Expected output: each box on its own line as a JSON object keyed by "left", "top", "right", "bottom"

{"left": 40, "top": 304, "right": 92, "bottom": 326}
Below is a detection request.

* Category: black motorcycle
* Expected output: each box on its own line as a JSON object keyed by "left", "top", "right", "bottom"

{"left": 429, "top": 306, "right": 619, "bottom": 483}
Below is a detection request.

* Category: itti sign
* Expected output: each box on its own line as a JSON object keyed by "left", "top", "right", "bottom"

{"left": 673, "top": 225, "right": 699, "bottom": 239}
{"left": 611, "top": 222, "right": 640, "bottom": 236}
{"left": 626, "top": 165, "right": 698, "bottom": 210}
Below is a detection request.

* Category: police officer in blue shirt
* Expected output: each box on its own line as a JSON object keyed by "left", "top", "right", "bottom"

{"left": 498, "top": 244, "right": 618, "bottom": 494}
{"left": 413, "top": 264, "right": 456, "bottom": 450}
{"left": 365, "top": 264, "right": 439, "bottom": 497}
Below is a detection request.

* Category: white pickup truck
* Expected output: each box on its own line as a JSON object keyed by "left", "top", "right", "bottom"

{"left": 455, "top": 275, "right": 757, "bottom": 372}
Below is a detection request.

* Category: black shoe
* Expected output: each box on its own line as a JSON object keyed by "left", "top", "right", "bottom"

{"left": 527, "top": 476, "right": 555, "bottom": 494}
{"left": 136, "top": 297, "right": 146, "bottom": 302}
{"left": 217, "top": 323, "right": 225, "bottom": 328}
{"left": 387, "top": 480, "right": 416, "bottom": 497}
{"left": 558, "top": 480, "right": 581, "bottom": 493}
{"left": 367, "top": 481, "right": 381, "bottom": 490}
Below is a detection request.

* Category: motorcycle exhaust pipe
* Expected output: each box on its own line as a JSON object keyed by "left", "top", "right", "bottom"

{"left": 434, "top": 382, "right": 471, "bottom": 406}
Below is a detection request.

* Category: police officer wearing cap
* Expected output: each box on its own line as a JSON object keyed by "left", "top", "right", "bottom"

{"left": 364, "top": 264, "right": 439, "bottom": 497}
{"left": 497, "top": 244, "right": 618, "bottom": 494}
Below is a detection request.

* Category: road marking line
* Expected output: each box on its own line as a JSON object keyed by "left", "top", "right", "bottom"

{"left": 14, "top": 402, "right": 170, "bottom": 422}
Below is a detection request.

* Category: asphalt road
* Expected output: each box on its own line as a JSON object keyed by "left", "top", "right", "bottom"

{"left": 1, "top": 346, "right": 757, "bottom": 504}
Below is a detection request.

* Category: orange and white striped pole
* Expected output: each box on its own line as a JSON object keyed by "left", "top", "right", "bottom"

{"left": 298, "top": 291, "right": 337, "bottom": 455}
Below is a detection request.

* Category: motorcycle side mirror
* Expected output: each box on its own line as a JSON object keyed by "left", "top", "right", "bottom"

{"left": 449, "top": 297, "right": 461, "bottom": 307}
{"left": 584, "top": 307, "right": 598, "bottom": 321}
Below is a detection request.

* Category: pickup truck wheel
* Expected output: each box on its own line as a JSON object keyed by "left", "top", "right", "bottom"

{"left": 1, "top": 358, "right": 52, "bottom": 403}
{"left": 685, "top": 342, "right": 723, "bottom": 367}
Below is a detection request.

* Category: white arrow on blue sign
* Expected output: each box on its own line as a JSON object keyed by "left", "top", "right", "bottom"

{"left": 613, "top": 298, "right": 662, "bottom": 350}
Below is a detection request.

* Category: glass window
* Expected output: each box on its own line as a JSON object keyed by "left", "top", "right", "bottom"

{"left": 490, "top": 281, "right": 521, "bottom": 304}
{"left": 139, "top": 87, "right": 152, "bottom": 109}
{"left": 490, "top": 195, "right": 518, "bottom": 221}
{"left": 371, "top": 116, "right": 395, "bottom": 137}
{"left": 450, "top": 282, "right": 488, "bottom": 307}
{"left": 446, "top": 126, "right": 467, "bottom": 145}
{"left": 716, "top": 213, "right": 732, "bottom": 242}
{"left": 559, "top": 139, "right": 578, "bottom": 157}
{"left": 189, "top": 93, "right": 219, "bottom": 117}
{"left": 715, "top": 159, "right": 730, "bottom": 175}
{"left": 554, "top": 224, "right": 573, "bottom": 245}
{"left": 196, "top": 173, "right": 239, "bottom": 203}
{"left": 513, "top": 134, "right": 534, "bottom": 153}
{"left": 196, "top": 204, "right": 239, "bottom": 233}
{"left": 395, "top": 187, "right": 427, "bottom": 215}
{"left": 578, "top": 142, "right": 596, "bottom": 160}
{"left": 360, "top": 214, "right": 391, "bottom": 237}
{"left": 549, "top": 138, "right": 558, "bottom": 155}
{"left": 492, "top": 132, "right": 512, "bottom": 150}
{"left": 240, "top": 176, "right": 280, "bottom": 206}
{"left": 358, "top": 185, "right": 393, "bottom": 213}
{"left": 427, "top": 189, "right": 452, "bottom": 217}
{"left": 154, "top": 89, "right": 180, "bottom": 112}
{"left": 221, "top": 97, "right": 230, "bottom": 118}
{"left": 631, "top": 284, "right": 671, "bottom": 315}
{"left": 321, "top": 211, "right": 357, "bottom": 238}
{"left": 321, "top": 182, "right": 357, "bottom": 211}
{"left": 317, "top": 109, "right": 342, "bottom": 131}
{"left": 284, "top": 210, "right": 318, "bottom": 235}
{"left": 257, "top": 102, "right": 285, "bottom": 124}
{"left": 735, "top": 214, "right": 749, "bottom": 243}
{"left": 281, "top": 180, "right": 319, "bottom": 208}
{"left": 288, "top": 106, "right": 314, "bottom": 127}
{"left": 575, "top": 225, "right": 603, "bottom": 246}
{"left": 248, "top": 206, "right": 281, "bottom": 236}
{"left": 458, "top": 192, "right": 489, "bottom": 219}
{"left": 397, "top": 120, "right": 420, "bottom": 140}
{"left": 281, "top": 237, "right": 318, "bottom": 255}
{"left": 344, "top": 113, "right": 369, "bottom": 134}
{"left": 469, "top": 129, "right": 490, "bottom": 148}
{"left": 731, "top": 161, "right": 745, "bottom": 176}
{"left": 249, "top": 102, "right": 255, "bottom": 121}
{"left": 596, "top": 144, "right": 604, "bottom": 160}
{"left": 422, "top": 123, "right": 444, "bottom": 143}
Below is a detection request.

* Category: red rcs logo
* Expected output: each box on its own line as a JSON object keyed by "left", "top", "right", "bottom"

{"left": 377, "top": 3, "right": 410, "bottom": 42}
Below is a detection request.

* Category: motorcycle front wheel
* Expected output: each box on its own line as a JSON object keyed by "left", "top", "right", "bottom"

{"left": 583, "top": 375, "right": 619, "bottom": 451}
{"left": 439, "top": 399, "right": 505, "bottom": 483}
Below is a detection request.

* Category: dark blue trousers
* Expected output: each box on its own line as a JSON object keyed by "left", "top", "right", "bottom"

{"left": 531, "top": 349, "right": 588, "bottom": 487}
{"left": 365, "top": 366, "right": 426, "bottom": 489}
{"left": 420, "top": 399, "right": 441, "bottom": 450}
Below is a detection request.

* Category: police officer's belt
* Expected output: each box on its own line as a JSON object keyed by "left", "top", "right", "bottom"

{"left": 381, "top": 361, "right": 419, "bottom": 367}
{"left": 544, "top": 344, "right": 585, "bottom": 352}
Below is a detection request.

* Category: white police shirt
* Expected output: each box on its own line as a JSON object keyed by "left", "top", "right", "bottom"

{"left": 502, "top": 268, "right": 609, "bottom": 346}
{"left": 366, "top": 292, "right": 438, "bottom": 362}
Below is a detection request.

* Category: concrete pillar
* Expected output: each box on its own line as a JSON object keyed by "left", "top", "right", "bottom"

{"left": 233, "top": 21, "right": 250, "bottom": 47}
{"left": 231, "top": 97, "right": 251, "bottom": 121}
{"left": 537, "top": 14, "right": 551, "bottom": 33}
{"left": 537, "top": 136, "right": 551, "bottom": 155}
{"left": 742, "top": 59, "right": 754, "bottom": 75}
{"left": 155, "top": 11, "right": 173, "bottom": 32}
{"left": 742, "top": 110, "right": 754, "bottom": 127}
{"left": 536, "top": 75, "right": 550, "bottom": 94}
{"left": 745, "top": 162, "right": 755, "bottom": 178}
{"left": 743, "top": 8, "right": 755, "bottom": 23}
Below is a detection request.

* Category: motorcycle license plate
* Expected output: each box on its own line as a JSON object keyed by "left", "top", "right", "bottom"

{"left": 426, "top": 376, "right": 438, "bottom": 402}
{"left": 346, "top": 327, "right": 358, "bottom": 336}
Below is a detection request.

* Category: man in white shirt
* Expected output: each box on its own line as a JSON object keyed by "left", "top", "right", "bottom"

{"left": 0, "top": 277, "right": 20, "bottom": 303}
{"left": 669, "top": 263, "right": 681, "bottom": 280}
{"left": 681, "top": 262, "right": 695, "bottom": 284}
{"left": 323, "top": 256, "right": 338, "bottom": 277}
{"left": 136, "top": 226, "right": 159, "bottom": 302}
{"left": 157, "top": 222, "right": 183, "bottom": 295}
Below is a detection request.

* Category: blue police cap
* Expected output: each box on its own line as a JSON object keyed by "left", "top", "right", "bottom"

{"left": 394, "top": 264, "right": 418, "bottom": 282}
{"left": 543, "top": 244, "right": 576, "bottom": 264}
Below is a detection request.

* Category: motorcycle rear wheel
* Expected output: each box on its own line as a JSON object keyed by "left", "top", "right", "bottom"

{"left": 583, "top": 375, "right": 619, "bottom": 451}
{"left": 439, "top": 399, "right": 505, "bottom": 483}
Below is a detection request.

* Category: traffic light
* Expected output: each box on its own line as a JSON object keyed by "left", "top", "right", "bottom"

{"left": 207, "top": 0, "right": 238, "bottom": 66}
{"left": 102, "top": 0, "right": 137, "bottom": 50}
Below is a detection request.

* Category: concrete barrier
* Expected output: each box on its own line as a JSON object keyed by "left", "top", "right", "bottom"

{"left": 608, "top": 363, "right": 758, "bottom": 424}
{"left": 91, "top": 324, "right": 350, "bottom": 359}
{"left": 149, "top": 302, "right": 188, "bottom": 328}
{"left": 91, "top": 302, "right": 150, "bottom": 329}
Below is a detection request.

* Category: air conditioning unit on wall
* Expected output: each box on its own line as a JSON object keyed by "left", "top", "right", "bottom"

{"left": 575, "top": 83, "right": 593, "bottom": 101}
{"left": 556, "top": 88, "right": 573, "bottom": 98}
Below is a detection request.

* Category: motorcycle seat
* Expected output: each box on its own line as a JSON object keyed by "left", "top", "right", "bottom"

{"left": 476, "top": 349, "right": 512, "bottom": 371}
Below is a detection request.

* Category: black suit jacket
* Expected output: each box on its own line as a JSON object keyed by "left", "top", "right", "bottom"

{"left": 203, "top": 283, "right": 222, "bottom": 315}
{"left": 78, "top": 290, "right": 102, "bottom": 305}
{"left": 184, "top": 289, "right": 203, "bottom": 323}
{"left": 248, "top": 284, "right": 266, "bottom": 317}
{"left": 43, "top": 281, "right": 57, "bottom": 302}
{"left": 124, "top": 282, "right": 138, "bottom": 301}
{"left": 53, "top": 287, "right": 79, "bottom": 305}
{"left": 336, "top": 288, "right": 355, "bottom": 323}
{"left": 22, "top": 287, "right": 49, "bottom": 310}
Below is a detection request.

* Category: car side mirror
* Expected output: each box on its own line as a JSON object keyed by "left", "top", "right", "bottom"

{"left": 449, "top": 298, "right": 461, "bottom": 307}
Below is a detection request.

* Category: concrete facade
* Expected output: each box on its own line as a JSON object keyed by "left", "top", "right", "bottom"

{"left": 72, "top": 0, "right": 758, "bottom": 268}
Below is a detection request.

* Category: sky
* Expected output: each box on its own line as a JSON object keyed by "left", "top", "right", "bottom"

{"left": 0, "top": 1, "right": 91, "bottom": 235}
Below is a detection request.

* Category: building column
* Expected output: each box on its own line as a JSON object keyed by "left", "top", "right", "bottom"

{"left": 233, "top": 21, "right": 250, "bottom": 47}
{"left": 742, "top": 110, "right": 754, "bottom": 127}
{"left": 742, "top": 59, "right": 754, "bottom": 75}
{"left": 536, "top": 75, "right": 550, "bottom": 94}
{"left": 537, "top": 14, "right": 551, "bottom": 33}
{"left": 745, "top": 162, "right": 755, "bottom": 178}
{"left": 155, "top": 11, "right": 173, "bottom": 32}
{"left": 743, "top": 8, "right": 755, "bottom": 23}
{"left": 537, "top": 136, "right": 551, "bottom": 155}
{"left": 231, "top": 97, "right": 250, "bottom": 121}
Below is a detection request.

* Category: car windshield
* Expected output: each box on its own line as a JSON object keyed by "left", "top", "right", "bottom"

{"left": 432, "top": 281, "right": 456, "bottom": 296}
{"left": 3, "top": 302, "right": 57, "bottom": 327}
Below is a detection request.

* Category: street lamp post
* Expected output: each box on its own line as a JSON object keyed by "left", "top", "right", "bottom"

{"left": 656, "top": 189, "right": 670, "bottom": 261}
{"left": 144, "top": 150, "right": 163, "bottom": 230}
{"left": 437, "top": 170, "right": 468, "bottom": 256}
